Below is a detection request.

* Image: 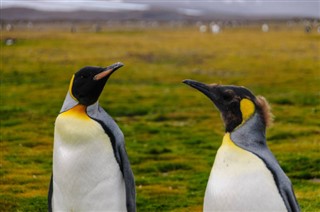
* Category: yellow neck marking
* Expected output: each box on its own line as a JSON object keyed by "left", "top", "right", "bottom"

{"left": 61, "top": 104, "right": 90, "bottom": 120}
{"left": 240, "top": 98, "right": 255, "bottom": 124}
{"left": 68, "top": 74, "right": 77, "bottom": 101}
{"left": 222, "top": 133, "right": 249, "bottom": 155}
{"left": 222, "top": 133, "right": 238, "bottom": 148}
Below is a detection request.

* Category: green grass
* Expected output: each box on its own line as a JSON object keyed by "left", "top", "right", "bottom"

{"left": 1, "top": 25, "right": 319, "bottom": 211}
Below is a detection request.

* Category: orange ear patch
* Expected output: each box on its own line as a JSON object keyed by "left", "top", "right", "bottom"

{"left": 240, "top": 98, "right": 255, "bottom": 123}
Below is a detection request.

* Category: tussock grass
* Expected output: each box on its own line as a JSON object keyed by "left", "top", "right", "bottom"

{"left": 1, "top": 26, "right": 319, "bottom": 211}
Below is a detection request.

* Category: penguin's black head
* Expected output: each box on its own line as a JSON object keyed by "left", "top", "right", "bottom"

{"left": 183, "top": 79, "right": 272, "bottom": 132}
{"left": 70, "top": 62, "right": 123, "bottom": 106}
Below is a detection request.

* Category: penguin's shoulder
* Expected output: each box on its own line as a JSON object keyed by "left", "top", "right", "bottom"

{"left": 210, "top": 133, "right": 287, "bottom": 211}
{"left": 87, "top": 104, "right": 124, "bottom": 142}
{"left": 230, "top": 113, "right": 300, "bottom": 211}
{"left": 86, "top": 105, "right": 125, "bottom": 164}
{"left": 87, "top": 104, "right": 136, "bottom": 212}
{"left": 217, "top": 133, "right": 267, "bottom": 167}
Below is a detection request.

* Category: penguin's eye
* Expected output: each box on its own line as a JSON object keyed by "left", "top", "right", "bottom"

{"left": 80, "top": 73, "right": 90, "bottom": 79}
{"left": 222, "top": 91, "right": 233, "bottom": 101}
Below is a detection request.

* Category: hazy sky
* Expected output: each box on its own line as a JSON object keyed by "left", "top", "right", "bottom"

{"left": 1, "top": 0, "right": 319, "bottom": 18}
{"left": 1, "top": 0, "right": 150, "bottom": 11}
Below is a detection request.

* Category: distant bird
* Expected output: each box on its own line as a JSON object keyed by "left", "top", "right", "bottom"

{"left": 262, "top": 23, "right": 269, "bottom": 32}
{"left": 48, "top": 62, "right": 136, "bottom": 212}
{"left": 211, "top": 24, "right": 221, "bottom": 34}
{"left": 4, "top": 37, "right": 16, "bottom": 46}
{"left": 183, "top": 79, "right": 300, "bottom": 212}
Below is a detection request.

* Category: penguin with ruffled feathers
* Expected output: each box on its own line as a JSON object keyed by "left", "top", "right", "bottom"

{"left": 183, "top": 79, "right": 299, "bottom": 212}
{"left": 48, "top": 62, "right": 136, "bottom": 212}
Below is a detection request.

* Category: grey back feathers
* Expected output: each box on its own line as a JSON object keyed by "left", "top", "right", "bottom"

{"left": 88, "top": 102, "right": 136, "bottom": 212}
{"left": 231, "top": 112, "right": 300, "bottom": 212}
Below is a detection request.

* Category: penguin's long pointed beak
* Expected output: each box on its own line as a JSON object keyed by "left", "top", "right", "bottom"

{"left": 183, "top": 79, "right": 211, "bottom": 97}
{"left": 93, "top": 62, "right": 124, "bottom": 81}
{"left": 183, "top": 79, "right": 220, "bottom": 102}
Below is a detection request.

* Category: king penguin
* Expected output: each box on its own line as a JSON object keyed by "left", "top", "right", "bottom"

{"left": 183, "top": 79, "right": 300, "bottom": 212}
{"left": 48, "top": 62, "right": 136, "bottom": 212}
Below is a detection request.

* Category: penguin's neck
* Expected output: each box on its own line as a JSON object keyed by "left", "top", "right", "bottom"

{"left": 230, "top": 112, "right": 267, "bottom": 149}
{"left": 56, "top": 104, "right": 104, "bottom": 144}
{"left": 62, "top": 104, "right": 89, "bottom": 120}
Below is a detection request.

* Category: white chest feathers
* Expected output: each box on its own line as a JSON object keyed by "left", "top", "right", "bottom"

{"left": 53, "top": 105, "right": 126, "bottom": 212}
{"left": 204, "top": 133, "right": 287, "bottom": 212}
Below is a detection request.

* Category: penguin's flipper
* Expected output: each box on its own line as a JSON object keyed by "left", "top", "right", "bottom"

{"left": 284, "top": 185, "right": 300, "bottom": 212}
{"left": 275, "top": 175, "right": 300, "bottom": 212}
{"left": 117, "top": 142, "right": 136, "bottom": 212}
{"left": 88, "top": 104, "right": 136, "bottom": 212}
{"left": 48, "top": 174, "right": 53, "bottom": 212}
{"left": 260, "top": 149, "right": 300, "bottom": 212}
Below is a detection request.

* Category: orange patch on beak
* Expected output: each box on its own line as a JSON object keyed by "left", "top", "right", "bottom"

{"left": 93, "top": 68, "right": 114, "bottom": 81}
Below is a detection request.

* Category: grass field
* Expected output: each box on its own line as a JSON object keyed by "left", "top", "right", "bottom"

{"left": 1, "top": 24, "right": 320, "bottom": 211}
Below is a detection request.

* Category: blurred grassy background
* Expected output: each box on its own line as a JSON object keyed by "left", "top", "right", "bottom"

{"left": 1, "top": 25, "right": 319, "bottom": 211}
